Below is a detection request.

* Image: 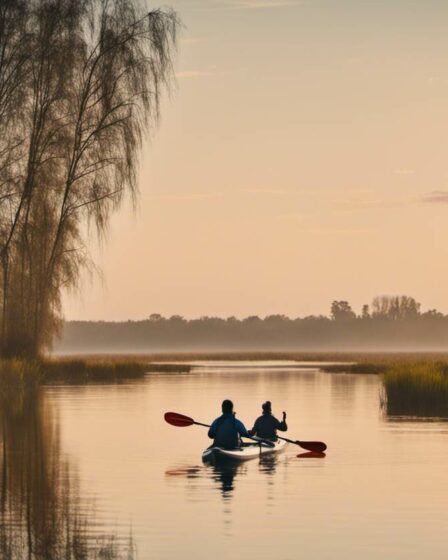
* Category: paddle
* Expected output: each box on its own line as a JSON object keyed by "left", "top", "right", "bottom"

{"left": 164, "top": 412, "right": 275, "bottom": 447}
{"left": 276, "top": 435, "right": 327, "bottom": 453}
{"left": 164, "top": 412, "right": 326, "bottom": 452}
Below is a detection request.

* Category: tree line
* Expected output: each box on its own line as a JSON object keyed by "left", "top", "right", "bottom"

{"left": 57, "top": 295, "right": 448, "bottom": 353}
{"left": 0, "top": 0, "right": 178, "bottom": 358}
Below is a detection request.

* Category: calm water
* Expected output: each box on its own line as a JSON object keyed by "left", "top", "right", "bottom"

{"left": 2, "top": 362, "right": 448, "bottom": 559}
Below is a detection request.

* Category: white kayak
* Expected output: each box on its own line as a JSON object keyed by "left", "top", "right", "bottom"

{"left": 202, "top": 439, "right": 288, "bottom": 463}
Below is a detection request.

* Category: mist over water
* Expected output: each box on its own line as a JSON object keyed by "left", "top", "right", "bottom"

{"left": 3, "top": 363, "right": 447, "bottom": 559}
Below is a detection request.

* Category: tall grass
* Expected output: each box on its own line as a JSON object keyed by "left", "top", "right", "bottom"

{"left": 42, "top": 358, "right": 191, "bottom": 384}
{"left": 0, "top": 357, "right": 191, "bottom": 388}
{"left": 383, "top": 362, "right": 448, "bottom": 417}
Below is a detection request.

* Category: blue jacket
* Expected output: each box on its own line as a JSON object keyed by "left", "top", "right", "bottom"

{"left": 249, "top": 413, "right": 287, "bottom": 440}
{"left": 208, "top": 413, "right": 248, "bottom": 449}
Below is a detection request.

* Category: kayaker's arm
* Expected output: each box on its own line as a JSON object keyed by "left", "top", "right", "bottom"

{"left": 207, "top": 419, "right": 218, "bottom": 439}
{"left": 235, "top": 419, "right": 249, "bottom": 438}
{"left": 276, "top": 412, "right": 288, "bottom": 432}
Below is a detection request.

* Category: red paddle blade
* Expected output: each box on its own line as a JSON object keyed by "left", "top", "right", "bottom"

{"left": 296, "top": 441, "right": 327, "bottom": 453}
{"left": 164, "top": 412, "right": 195, "bottom": 427}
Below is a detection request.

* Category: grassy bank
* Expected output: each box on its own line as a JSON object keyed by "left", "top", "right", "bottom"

{"left": 43, "top": 357, "right": 192, "bottom": 383}
{"left": 321, "top": 363, "right": 388, "bottom": 374}
{"left": 2, "top": 353, "right": 448, "bottom": 418}
{"left": 0, "top": 357, "right": 191, "bottom": 387}
{"left": 55, "top": 350, "right": 448, "bottom": 363}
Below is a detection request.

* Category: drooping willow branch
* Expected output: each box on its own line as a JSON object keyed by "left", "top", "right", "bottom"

{"left": 0, "top": 0, "right": 179, "bottom": 357}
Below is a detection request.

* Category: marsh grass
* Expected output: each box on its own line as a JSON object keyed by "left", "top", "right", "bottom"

{"left": 41, "top": 358, "right": 191, "bottom": 384}
{"left": 383, "top": 362, "right": 448, "bottom": 417}
{"left": 0, "top": 357, "right": 191, "bottom": 388}
{"left": 76, "top": 351, "right": 448, "bottom": 363}
{"left": 321, "top": 363, "right": 388, "bottom": 374}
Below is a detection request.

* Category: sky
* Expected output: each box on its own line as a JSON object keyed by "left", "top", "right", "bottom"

{"left": 63, "top": 0, "right": 448, "bottom": 321}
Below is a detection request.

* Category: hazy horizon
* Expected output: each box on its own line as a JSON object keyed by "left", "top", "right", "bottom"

{"left": 63, "top": 0, "right": 448, "bottom": 321}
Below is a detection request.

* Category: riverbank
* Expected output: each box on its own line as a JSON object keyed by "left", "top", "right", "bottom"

{"left": 2, "top": 353, "right": 448, "bottom": 417}
{"left": 51, "top": 353, "right": 448, "bottom": 418}
{"left": 53, "top": 350, "right": 448, "bottom": 363}
{"left": 0, "top": 356, "right": 191, "bottom": 386}
{"left": 317, "top": 355, "right": 448, "bottom": 417}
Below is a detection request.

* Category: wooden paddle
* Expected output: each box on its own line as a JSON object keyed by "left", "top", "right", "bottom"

{"left": 164, "top": 412, "right": 326, "bottom": 452}
{"left": 164, "top": 412, "right": 275, "bottom": 447}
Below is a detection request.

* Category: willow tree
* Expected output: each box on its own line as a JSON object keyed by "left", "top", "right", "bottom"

{"left": 0, "top": 0, "right": 178, "bottom": 357}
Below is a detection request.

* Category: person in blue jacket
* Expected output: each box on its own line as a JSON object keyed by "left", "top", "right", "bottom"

{"left": 208, "top": 400, "right": 249, "bottom": 449}
{"left": 248, "top": 401, "right": 287, "bottom": 441}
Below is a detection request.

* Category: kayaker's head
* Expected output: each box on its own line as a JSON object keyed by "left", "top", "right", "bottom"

{"left": 222, "top": 399, "right": 234, "bottom": 414}
{"left": 262, "top": 401, "right": 272, "bottom": 414}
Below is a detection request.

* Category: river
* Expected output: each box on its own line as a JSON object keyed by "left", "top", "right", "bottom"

{"left": 1, "top": 361, "right": 448, "bottom": 559}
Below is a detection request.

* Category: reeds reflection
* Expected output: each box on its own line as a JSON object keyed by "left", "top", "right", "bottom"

{"left": 0, "top": 384, "right": 134, "bottom": 560}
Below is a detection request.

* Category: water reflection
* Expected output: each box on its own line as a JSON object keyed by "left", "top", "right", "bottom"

{"left": 166, "top": 453, "right": 282, "bottom": 502}
{"left": 258, "top": 453, "right": 280, "bottom": 475}
{"left": 209, "top": 461, "right": 241, "bottom": 497}
{"left": 0, "top": 384, "right": 134, "bottom": 560}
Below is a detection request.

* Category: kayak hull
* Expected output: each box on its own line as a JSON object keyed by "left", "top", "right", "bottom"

{"left": 202, "top": 439, "right": 287, "bottom": 464}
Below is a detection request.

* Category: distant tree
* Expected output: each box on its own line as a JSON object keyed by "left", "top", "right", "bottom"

{"left": 244, "top": 316, "right": 261, "bottom": 323}
{"left": 371, "top": 295, "right": 420, "bottom": 320}
{"left": 361, "top": 304, "right": 370, "bottom": 319}
{"left": 265, "top": 314, "right": 288, "bottom": 322}
{"left": 331, "top": 301, "right": 356, "bottom": 321}
{"left": 169, "top": 315, "right": 185, "bottom": 322}
{"left": 149, "top": 314, "right": 163, "bottom": 322}
{"left": 422, "top": 309, "right": 444, "bottom": 318}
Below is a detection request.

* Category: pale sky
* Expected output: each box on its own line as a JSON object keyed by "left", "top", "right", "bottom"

{"left": 63, "top": 0, "right": 448, "bottom": 320}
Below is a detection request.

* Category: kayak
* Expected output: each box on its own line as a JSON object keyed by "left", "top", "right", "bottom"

{"left": 202, "top": 439, "right": 288, "bottom": 463}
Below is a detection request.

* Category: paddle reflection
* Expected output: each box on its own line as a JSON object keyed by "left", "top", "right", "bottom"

{"left": 0, "top": 383, "right": 134, "bottom": 560}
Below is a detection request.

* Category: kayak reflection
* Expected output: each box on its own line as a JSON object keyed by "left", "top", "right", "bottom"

{"left": 207, "top": 452, "right": 280, "bottom": 499}
{"left": 209, "top": 460, "right": 242, "bottom": 497}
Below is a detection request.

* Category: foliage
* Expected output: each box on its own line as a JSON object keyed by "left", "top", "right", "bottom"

{"left": 371, "top": 295, "right": 420, "bottom": 320}
{"left": 331, "top": 301, "right": 356, "bottom": 321}
{"left": 58, "top": 295, "right": 448, "bottom": 352}
{"left": 0, "top": 0, "right": 178, "bottom": 357}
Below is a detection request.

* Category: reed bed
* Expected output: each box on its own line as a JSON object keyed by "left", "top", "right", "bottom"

{"left": 383, "top": 362, "right": 448, "bottom": 417}
{"left": 41, "top": 357, "right": 191, "bottom": 384}
{"left": 58, "top": 351, "right": 448, "bottom": 363}
{"left": 321, "top": 363, "right": 388, "bottom": 374}
{"left": 0, "top": 357, "right": 191, "bottom": 387}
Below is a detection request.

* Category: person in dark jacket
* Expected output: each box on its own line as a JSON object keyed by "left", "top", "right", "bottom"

{"left": 208, "top": 399, "right": 249, "bottom": 449}
{"left": 248, "top": 401, "right": 287, "bottom": 441}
